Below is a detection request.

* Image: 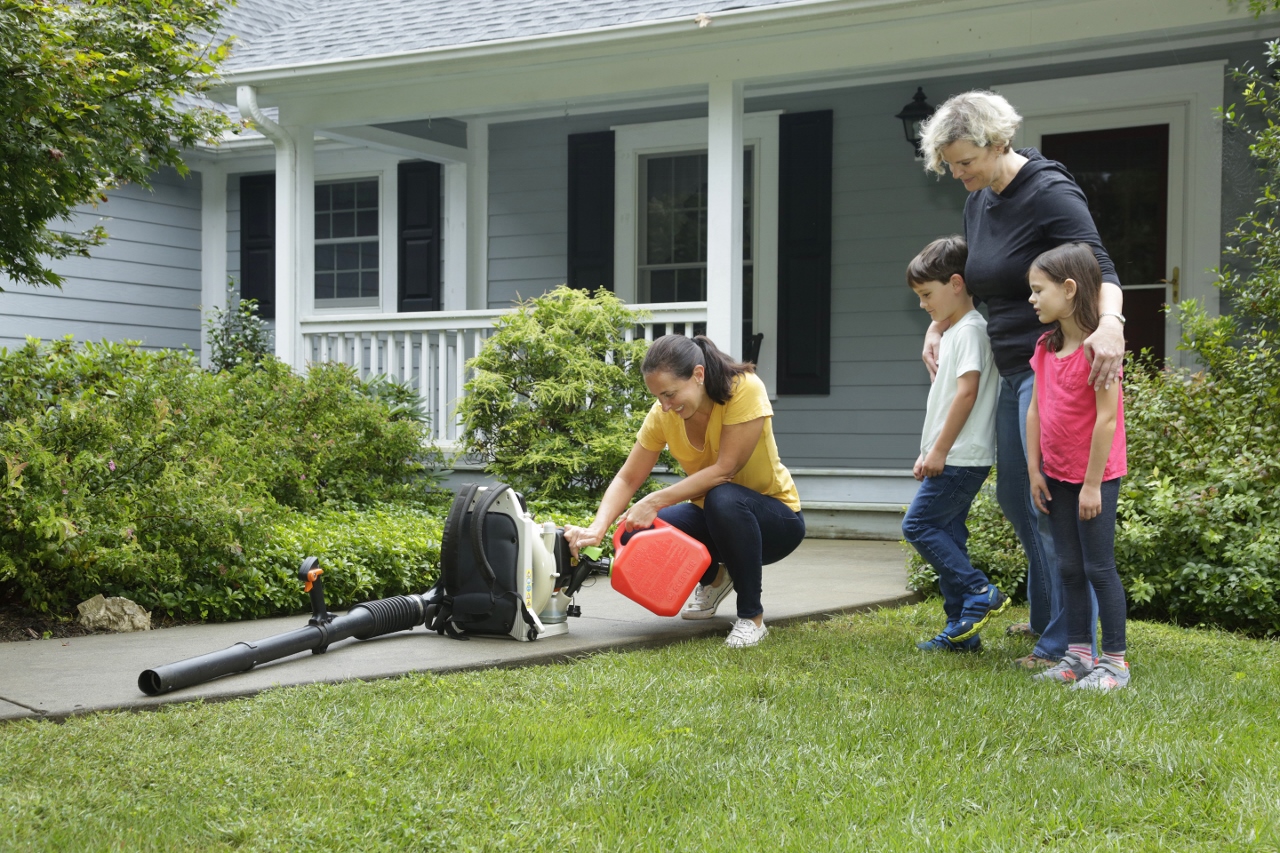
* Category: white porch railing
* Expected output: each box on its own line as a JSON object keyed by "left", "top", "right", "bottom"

{"left": 299, "top": 302, "right": 708, "bottom": 443}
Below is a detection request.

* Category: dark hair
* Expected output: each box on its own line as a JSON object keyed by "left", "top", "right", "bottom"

{"left": 1030, "top": 242, "right": 1102, "bottom": 353}
{"left": 641, "top": 334, "right": 753, "bottom": 404}
{"left": 907, "top": 235, "right": 968, "bottom": 289}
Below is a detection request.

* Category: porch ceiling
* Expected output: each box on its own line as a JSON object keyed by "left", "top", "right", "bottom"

{"left": 210, "top": 0, "right": 1267, "bottom": 128}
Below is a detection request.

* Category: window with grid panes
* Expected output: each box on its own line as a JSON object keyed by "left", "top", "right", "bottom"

{"left": 638, "top": 149, "right": 753, "bottom": 340}
{"left": 314, "top": 179, "right": 379, "bottom": 306}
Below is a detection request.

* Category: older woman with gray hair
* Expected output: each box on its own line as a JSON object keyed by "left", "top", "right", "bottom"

{"left": 918, "top": 90, "right": 1125, "bottom": 669}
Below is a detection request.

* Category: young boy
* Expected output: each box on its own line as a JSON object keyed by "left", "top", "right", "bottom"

{"left": 902, "top": 236, "right": 1007, "bottom": 651}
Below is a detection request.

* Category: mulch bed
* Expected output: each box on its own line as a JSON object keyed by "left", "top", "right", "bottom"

{"left": 0, "top": 605, "right": 100, "bottom": 643}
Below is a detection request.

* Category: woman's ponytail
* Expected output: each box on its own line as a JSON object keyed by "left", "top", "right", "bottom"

{"left": 642, "top": 334, "right": 753, "bottom": 404}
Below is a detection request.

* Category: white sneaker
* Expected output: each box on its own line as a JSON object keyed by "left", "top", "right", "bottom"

{"left": 681, "top": 575, "right": 733, "bottom": 620}
{"left": 725, "top": 618, "right": 768, "bottom": 648}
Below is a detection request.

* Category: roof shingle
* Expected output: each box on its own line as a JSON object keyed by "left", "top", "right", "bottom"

{"left": 221, "top": 0, "right": 805, "bottom": 71}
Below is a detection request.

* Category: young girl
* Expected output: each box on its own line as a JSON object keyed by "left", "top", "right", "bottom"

{"left": 1025, "top": 243, "right": 1130, "bottom": 690}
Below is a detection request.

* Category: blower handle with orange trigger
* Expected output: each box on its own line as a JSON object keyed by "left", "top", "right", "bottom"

{"left": 299, "top": 557, "right": 335, "bottom": 627}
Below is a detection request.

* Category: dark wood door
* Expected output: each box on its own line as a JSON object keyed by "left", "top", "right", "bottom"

{"left": 1042, "top": 124, "right": 1171, "bottom": 363}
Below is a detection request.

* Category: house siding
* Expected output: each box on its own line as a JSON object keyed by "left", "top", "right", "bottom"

{"left": 480, "top": 41, "right": 1262, "bottom": 471}
{"left": 0, "top": 167, "right": 204, "bottom": 353}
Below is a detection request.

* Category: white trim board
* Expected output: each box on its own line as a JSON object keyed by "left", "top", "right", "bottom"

{"left": 612, "top": 111, "right": 781, "bottom": 395}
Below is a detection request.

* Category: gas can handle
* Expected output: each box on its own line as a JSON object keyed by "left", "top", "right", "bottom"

{"left": 611, "top": 517, "right": 671, "bottom": 552}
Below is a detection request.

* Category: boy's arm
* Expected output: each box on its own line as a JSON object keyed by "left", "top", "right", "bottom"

{"left": 1079, "top": 382, "right": 1121, "bottom": 520}
{"left": 1027, "top": 382, "right": 1051, "bottom": 514}
{"left": 920, "top": 370, "right": 979, "bottom": 477}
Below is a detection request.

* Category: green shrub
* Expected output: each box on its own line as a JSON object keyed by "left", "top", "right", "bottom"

{"left": 457, "top": 286, "right": 659, "bottom": 502}
{"left": 0, "top": 338, "right": 439, "bottom": 617}
{"left": 204, "top": 286, "right": 272, "bottom": 373}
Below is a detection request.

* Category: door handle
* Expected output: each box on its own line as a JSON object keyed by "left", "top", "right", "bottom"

{"left": 1161, "top": 266, "right": 1181, "bottom": 302}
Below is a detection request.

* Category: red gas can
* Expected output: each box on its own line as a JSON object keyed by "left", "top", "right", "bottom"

{"left": 610, "top": 519, "right": 712, "bottom": 617}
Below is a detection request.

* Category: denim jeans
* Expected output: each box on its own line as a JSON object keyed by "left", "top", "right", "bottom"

{"left": 646, "top": 483, "right": 806, "bottom": 620}
{"left": 995, "top": 369, "right": 1095, "bottom": 660}
{"left": 902, "top": 465, "right": 992, "bottom": 623}
{"left": 1045, "top": 476, "right": 1126, "bottom": 653}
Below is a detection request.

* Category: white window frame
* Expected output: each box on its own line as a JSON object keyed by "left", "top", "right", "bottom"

{"left": 313, "top": 175, "right": 383, "bottom": 310}
{"left": 1000, "top": 61, "right": 1224, "bottom": 369}
{"left": 613, "top": 112, "right": 781, "bottom": 396}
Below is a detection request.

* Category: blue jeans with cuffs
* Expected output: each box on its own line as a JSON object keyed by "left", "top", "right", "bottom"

{"left": 902, "top": 465, "right": 993, "bottom": 622}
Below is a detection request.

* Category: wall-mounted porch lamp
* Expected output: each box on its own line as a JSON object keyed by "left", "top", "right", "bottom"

{"left": 894, "top": 87, "right": 935, "bottom": 159}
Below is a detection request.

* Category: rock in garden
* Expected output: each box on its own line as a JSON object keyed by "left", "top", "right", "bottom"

{"left": 76, "top": 595, "right": 152, "bottom": 632}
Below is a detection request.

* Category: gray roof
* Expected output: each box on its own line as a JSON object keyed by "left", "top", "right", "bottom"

{"left": 221, "top": 0, "right": 805, "bottom": 72}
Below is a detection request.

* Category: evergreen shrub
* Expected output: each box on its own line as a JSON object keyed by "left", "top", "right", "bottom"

{"left": 0, "top": 338, "right": 440, "bottom": 619}
{"left": 458, "top": 286, "right": 662, "bottom": 502}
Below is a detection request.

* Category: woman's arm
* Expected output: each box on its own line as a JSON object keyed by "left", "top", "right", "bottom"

{"left": 1079, "top": 381, "right": 1121, "bottom": 521}
{"left": 563, "top": 440, "right": 660, "bottom": 555}
{"left": 621, "top": 417, "right": 766, "bottom": 530}
{"left": 1084, "top": 282, "right": 1126, "bottom": 391}
{"left": 1026, "top": 382, "right": 1051, "bottom": 515}
{"left": 922, "top": 319, "right": 950, "bottom": 380}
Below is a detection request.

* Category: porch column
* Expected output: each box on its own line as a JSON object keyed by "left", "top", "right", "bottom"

{"left": 197, "top": 163, "right": 227, "bottom": 369}
{"left": 706, "top": 79, "right": 744, "bottom": 358}
{"left": 466, "top": 120, "right": 490, "bottom": 310}
{"left": 288, "top": 124, "right": 315, "bottom": 370}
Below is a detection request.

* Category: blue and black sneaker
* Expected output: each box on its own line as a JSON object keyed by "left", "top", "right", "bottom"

{"left": 916, "top": 624, "right": 983, "bottom": 653}
{"left": 946, "top": 585, "right": 1010, "bottom": 642}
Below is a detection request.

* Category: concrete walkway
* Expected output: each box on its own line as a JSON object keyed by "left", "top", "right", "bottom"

{"left": 0, "top": 539, "right": 916, "bottom": 721}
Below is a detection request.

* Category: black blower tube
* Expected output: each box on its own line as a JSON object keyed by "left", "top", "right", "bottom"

{"left": 138, "top": 561, "right": 429, "bottom": 696}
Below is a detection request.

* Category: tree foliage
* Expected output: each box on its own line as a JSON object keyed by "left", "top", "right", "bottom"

{"left": 458, "top": 286, "right": 660, "bottom": 502}
{"left": 0, "top": 0, "right": 233, "bottom": 289}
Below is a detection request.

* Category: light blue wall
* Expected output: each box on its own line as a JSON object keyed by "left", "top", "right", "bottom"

{"left": 480, "top": 41, "right": 1266, "bottom": 470}
{"left": 0, "top": 167, "right": 204, "bottom": 353}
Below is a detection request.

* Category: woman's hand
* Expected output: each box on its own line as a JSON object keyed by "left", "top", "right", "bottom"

{"left": 922, "top": 322, "right": 944, "bottom": 380}
{"left": 1084, "top": 315, "right": 1125, "bottom": 391}
{"left": 619, "top": 492, "right": 663, "bottom": 532}
{"left": 561, "top": 523, "right": 606, "bottom": 558}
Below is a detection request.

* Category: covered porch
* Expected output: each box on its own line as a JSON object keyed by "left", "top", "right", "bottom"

{"left": 195, "top": 0, "right": 1257, "bottom": 537}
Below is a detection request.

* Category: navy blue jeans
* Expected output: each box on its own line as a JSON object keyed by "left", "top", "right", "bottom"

{"left": 996, "top": 369, "right": 1095, "bottom": 659}
{"left": 902, "top": 465, "right": 992, "bottom": 622}
{"left": 1045, "top": 476, "right": 1127, "bottom": 653}
{"left": 648, "top": 483, "right": 806, "bottom": 620}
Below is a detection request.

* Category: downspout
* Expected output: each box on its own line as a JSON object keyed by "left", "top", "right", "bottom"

{"left": 236, "top": 85, "right": 299, "bottom": 368}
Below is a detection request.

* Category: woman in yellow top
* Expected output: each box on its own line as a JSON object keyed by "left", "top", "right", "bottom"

{"left": 563, "top": 335, "right": 805, "bottom": 648}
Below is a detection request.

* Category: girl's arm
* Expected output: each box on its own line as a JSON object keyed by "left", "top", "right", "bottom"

{"left": 1080, "top": 381, "right": 1121, "bottom": 520}
{"left": 564, "top": 440, "right": 661, "bottom": 555}
{"left": 1027, "top": 382, "right": 1051, "bottom": 515}
{"left": 621, "top": 416, "right": 765, "bottom": 530}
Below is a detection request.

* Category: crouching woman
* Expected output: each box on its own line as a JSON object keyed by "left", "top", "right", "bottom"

{"left": 563, "top": 335, "right": 805, "bottom": 647}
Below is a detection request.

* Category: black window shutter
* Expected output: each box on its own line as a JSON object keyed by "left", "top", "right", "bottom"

{"left": 239, "top": 173, "right": 276, "bottom": 319}
{"left": 777, "top": 111, "right": 833, "bottom": 395}
{"left": 398, "top": 160, "right": 443, "bottom": 312}
{"left": 567, "top": 131, "right": 614, "bottom": 292}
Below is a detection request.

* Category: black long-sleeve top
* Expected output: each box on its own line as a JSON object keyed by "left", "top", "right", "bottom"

{"left": 963, "top": 148, "right": 1119, "bottom": 376}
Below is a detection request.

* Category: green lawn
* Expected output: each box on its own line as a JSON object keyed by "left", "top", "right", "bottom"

{"left": 2, "top": 602, "right": 1277, "bottom": 852}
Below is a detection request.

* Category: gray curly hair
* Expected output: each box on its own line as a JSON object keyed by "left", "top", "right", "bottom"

{"left": 918, "top": 90, "right": 1022, "bottom": 175}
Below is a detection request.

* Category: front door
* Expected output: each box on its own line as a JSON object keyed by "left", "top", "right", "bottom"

{"left": 1041, "top": 125, "right": 1172, "bottom": 363}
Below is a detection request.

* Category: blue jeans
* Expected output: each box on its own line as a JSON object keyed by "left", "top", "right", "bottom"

{"left": 646, "top": 483, "right": 806, "bottom": 620}
{"left": 996, "top": 369, "right": 1095, "bottom": 659}
{"left": 1045, "top": 477, "right": 1127, "bottom": 653}
{"left": 902, "top": 465, "right": 992, "bottom": 623}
